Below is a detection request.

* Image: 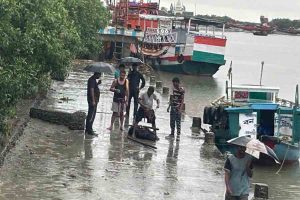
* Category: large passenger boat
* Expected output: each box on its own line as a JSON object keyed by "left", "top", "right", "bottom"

{"left": 100, "top": 0, "right": 227, "bottom": 76}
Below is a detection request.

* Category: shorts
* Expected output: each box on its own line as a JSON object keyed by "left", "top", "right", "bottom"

{"left": 136, "top": 107, "right": 156, "bottom": 125}
{"left": 111, "top": 102, "right": 126, "bottom": 113}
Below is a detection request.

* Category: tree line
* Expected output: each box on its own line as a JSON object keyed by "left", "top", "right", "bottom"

{"left": 195, "top": 14, "right": 300, "bottom": 30}
{"left": 0, "top": 0, "right": 110, "bottom": 133}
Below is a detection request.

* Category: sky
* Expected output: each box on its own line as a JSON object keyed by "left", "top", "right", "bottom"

{"left": 159, "top": 0, "right": 300, "bottom": 22}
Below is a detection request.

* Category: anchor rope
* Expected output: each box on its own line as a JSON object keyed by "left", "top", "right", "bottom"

{"left": 276, "top": 144, "right": 289, "bottom": 174}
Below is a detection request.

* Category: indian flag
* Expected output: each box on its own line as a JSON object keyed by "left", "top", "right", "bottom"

{"left": 192, "top": 36, "right": 227, "bottom": 65}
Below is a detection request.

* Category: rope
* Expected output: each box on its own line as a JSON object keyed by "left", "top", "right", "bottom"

{"left": 276, "top": 144, "right": 289, "bottom": 174}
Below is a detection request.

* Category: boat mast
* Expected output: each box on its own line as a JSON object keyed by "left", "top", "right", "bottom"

{"left": 259, "top": 61, "right": 264, "bottom": 86}
{"left": 292, "top": 84, "right": 299, "bottom": 143}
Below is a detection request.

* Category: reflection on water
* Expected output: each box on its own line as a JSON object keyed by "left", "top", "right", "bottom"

{"left": 254, "top": 163, "right": 300, "bottom": 200}
{"left": 155, "top": 71, "right": 223, "bottom": 117}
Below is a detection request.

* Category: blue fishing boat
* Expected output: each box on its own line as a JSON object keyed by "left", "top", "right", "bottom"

{"left": 203, "top": 83, "right": 300, "bottom": 164}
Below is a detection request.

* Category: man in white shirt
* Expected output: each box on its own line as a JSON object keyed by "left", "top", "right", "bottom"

{"left": 135, "top": 86, "right": 160, "bottom": 133}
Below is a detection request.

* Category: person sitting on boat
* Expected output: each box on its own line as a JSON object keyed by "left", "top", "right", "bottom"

{"left": 257, "top": 120, "right": 273, "bottom": 138}
{"left": 134, "top": 86, "right": 160, "bottom": 135}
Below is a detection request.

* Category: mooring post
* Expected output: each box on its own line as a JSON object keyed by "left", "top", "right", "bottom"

{"left": 252, "top": 183, "right": 269, "bottom": 199}
{"left": 191, "top": 117, "right": 202, "bottom": 132}
{"left": 204, "top": 132, "right": 215, "bottom": 144}
{"left": 162, "top": 87, "right": 169, "bottom": 95}
{"left": 156, "top": 81, "right": 162, "bottom": 89}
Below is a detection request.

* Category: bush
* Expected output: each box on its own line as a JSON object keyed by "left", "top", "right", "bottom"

{"left": 0, "top": 0, "right": 109, "bottom": 132}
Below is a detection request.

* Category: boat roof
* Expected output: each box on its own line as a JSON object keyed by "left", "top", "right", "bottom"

{"left": 139, "top": 14, "right": 184, "bottom": 21}
{"left": 185, "top": 17, "right": 224, "bottom": 26}
{"left": 231, "top": 84, "right": 280, "bottom": 93}
{"left": 225, "top": 103, "right": 299, "bottom": 112}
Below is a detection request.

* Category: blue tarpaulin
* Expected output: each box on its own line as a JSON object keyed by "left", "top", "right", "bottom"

{"left": 249, "top": 103, "right": 279, "bottom": 110}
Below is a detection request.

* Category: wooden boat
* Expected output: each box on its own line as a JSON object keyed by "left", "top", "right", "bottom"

{"left": 253, "top": 31, "right": 268, "bottom": 36}
{"left": 203, "top": 84, "right": 300, "bottom": 164}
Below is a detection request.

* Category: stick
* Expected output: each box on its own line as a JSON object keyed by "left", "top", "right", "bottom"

{"left": 127, "top": 135, "right": 157, "bottom": 149}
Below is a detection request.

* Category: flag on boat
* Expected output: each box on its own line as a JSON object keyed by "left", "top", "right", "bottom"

{"left": 192, "top": 36, "right": 226, "bottom": 65}
{"left": 130, "top": 43, "right": 137, "bottom": 54}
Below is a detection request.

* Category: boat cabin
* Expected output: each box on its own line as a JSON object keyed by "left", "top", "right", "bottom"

{"left": 229, "top": 85, "right": 279, "bottom": 104}
{"left": 225, "top": 103, "right": 300, "bottom": 144}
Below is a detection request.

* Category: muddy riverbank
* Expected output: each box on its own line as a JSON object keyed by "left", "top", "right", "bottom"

{"left": 0, "top": 60, "right": 226, "bottom": 199}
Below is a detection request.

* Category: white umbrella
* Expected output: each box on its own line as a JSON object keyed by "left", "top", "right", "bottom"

{"left": 227, "top": 135, "right": 280, "bottom": 164}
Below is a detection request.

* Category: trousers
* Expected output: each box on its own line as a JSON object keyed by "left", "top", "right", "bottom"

{"left": 86, "top": 103, "right": 97, "bottom": 132}
{"left": 126, "top": 90, "right": 139, "bottom": 116}
{"left": 170, "top": 107, "right": 181, "bottom": 135}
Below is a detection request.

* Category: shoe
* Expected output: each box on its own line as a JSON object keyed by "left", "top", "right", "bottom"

{"left": 86, "top": 130, "right": 98, "bottom": 136}
{"left": 165, "top": 134, "right": 174, "bottom": 139}
{"left": 176, "top": 135, "right": 180, "bottom": 141}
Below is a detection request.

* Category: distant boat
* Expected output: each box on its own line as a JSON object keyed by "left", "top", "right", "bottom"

{"left": 253, "top": 31, "right": 268, "bottom": 36}
{"left": 203, "top": 84, "right": 300, "bottom": 164}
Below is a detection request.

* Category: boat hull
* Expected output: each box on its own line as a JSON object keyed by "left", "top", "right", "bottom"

{"left": 154, "top": 60, "right": 222, "bottom": 76}
{"left": 273, "top": 143, "right": 300, "bottom": 163}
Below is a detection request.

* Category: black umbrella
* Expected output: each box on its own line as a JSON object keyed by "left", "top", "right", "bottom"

{"left": 120, "top": 57, "right": 143, "bottom": 65}
{"left": 84, "top": 62, "right": 115, "bottom": 74}
{"left": 227, "top": 135, "right": 280, "bottom": 164}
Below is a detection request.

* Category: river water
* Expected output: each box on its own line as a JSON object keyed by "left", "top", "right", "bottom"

{"left": 0, "top": 32, "right": 300, "bottom": 199}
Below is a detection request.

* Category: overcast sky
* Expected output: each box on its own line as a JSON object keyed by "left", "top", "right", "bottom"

{"left": 159, "top": 0, "right": 300, "bottom": 22}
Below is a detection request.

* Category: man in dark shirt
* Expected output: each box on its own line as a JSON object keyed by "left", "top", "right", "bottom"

{"left": 126, "top": 63, "right": 145, "bottom": 117}
{"left": 86, "top": 72, "right": 101, "bottom": 135}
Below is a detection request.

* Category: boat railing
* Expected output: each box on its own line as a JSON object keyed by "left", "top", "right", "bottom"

{"left": 188, "top": 31, "right": 225, "bottom": 39}
{"left": 211, "top": 96, "right": 295, "bottom": 108}
{"left": 211, "top": 96, "right": 231, "bottom": 106}
{"left": 275, "top": 97, "right": 295, "bottom": 108}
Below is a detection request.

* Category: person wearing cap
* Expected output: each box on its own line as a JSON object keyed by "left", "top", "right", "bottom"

{"left": 85, "top": 72, "right": 101, "bottom": 136}
{"left": 166, "top": 77, "right": 185, "bottom": 140}
{"left": 126, "top": 63, "right": 145, "bottom": 117}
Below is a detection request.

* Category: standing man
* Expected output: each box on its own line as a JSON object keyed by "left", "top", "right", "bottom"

{"left": 167, "top": 77, "right": 184, "bottom": 140}
{"left": 115, "top": 64, "right": 125, "bottom": 79}
{"left": 108, "top": 70, "right": 129, "bottom": 131}
{"left": 224, "top": 146, "right": 253, "bottom": 200}
{"left": 126, "top": 63, "right": 145, "bottom": 117}
{"left": 135, "top": 86, "right": 160, "bottom": 134}
{"left": 85, "top": 72, "right": 101, "bottom": 136}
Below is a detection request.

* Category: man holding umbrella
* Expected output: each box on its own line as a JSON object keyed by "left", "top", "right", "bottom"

{"left": 84, "top": 62, "right": 115, "bottom": 136}
{"left": 85, "top": 72, "right": 101, "bottom": 136}
{"left": 224, "top": 145, "right": 253, "bottom": 200}
{"left": 224, "top": 136, "right": 279, "bottom": 200}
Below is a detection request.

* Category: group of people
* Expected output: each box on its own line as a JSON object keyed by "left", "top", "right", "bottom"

{"left": 85, "top": 64, "right": 254, "bottom": 200}
{"left": 85, "top": 63, "right": 185, "bottom": 140}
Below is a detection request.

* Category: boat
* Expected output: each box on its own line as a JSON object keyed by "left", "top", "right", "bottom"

{"left": 100, "top": 1, "right": 227, "bottom": 76}
{"left": 253, "top": 31, "right": 268, "bottom": 36}
{"left": 203, "top": 82, "right": 300, "bottom": 164}
{"left": 139, "top": 15, "right": 227, "bottom": 76}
